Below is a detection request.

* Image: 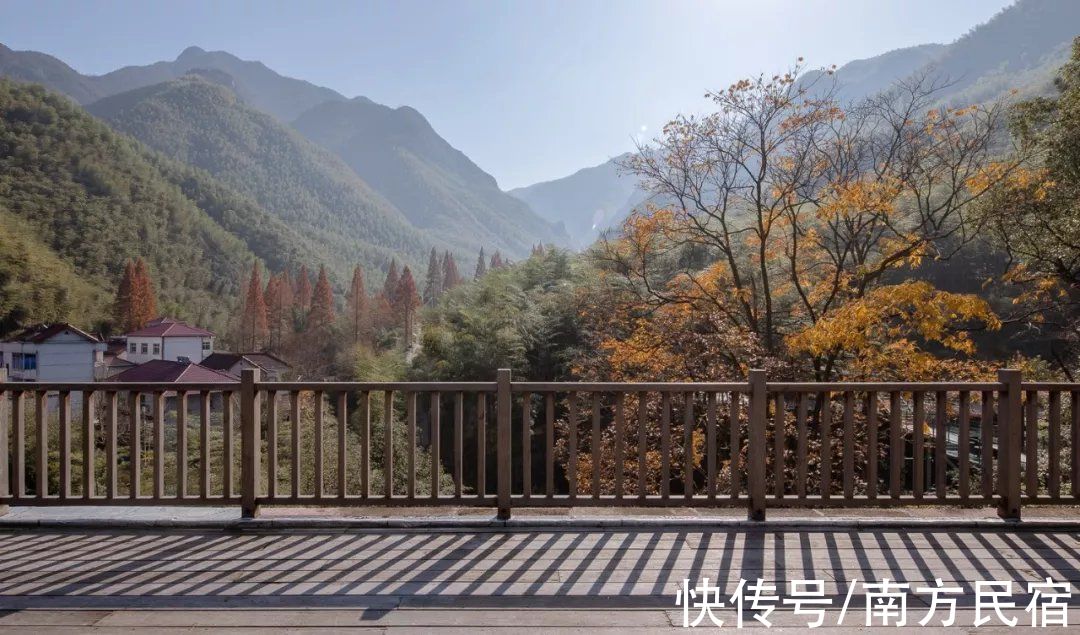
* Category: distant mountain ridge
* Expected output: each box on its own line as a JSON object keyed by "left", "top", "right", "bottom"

{"left": 513, "top": 0, "right": 1080, "bottom": 244}
{"left": 88, "top": 75, "right": 435, "bottom": 275}
{"left": 293, "top": 98, "right": 567, "bottom": 256}
{"left": 508, "top": 154, "right": 642, "bottom": 248}
{"left": 0, "top": 43, "right": 567, "bottom": 259}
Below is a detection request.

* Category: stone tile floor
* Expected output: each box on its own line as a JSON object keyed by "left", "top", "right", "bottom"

{"left": 0, "top": 507, "right": 1078, "bottom": 631}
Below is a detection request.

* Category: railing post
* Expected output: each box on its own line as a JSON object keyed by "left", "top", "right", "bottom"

{"left": 241, "top": 368, "right": 262, "bottom": 519}
{"left": 997, "top": 368, "right": 1022, "bottom": 521}
{"left": 496, "top": 368, "right": 512, "bottom": 520}
{"left": 0, "top": 368, "right": 8, "bottom": 516}
{"left": 748, "top": 369, "right": 767, "bottom": 521}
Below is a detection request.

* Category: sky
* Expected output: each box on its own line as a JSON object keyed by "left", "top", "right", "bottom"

{"left": 0, "top": 0, "right": 1015, "bottom": 189}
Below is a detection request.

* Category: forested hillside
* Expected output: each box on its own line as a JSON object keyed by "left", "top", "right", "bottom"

{"left": 89, "top": 75, "right": 438, "bottom": 274}
{"left": 0, "top": 78, "right": 302, "bottom": 333}
{"left": 292, "top": 98, "right": 568, "bottom": 257}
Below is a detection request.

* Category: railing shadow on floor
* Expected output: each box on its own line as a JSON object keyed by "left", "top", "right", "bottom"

{"left": 0, "top": 527, "right": 1077, "bottom": 610}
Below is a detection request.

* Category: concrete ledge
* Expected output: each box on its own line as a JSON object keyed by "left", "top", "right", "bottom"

{"left": 1, "top": 514, "right": 1078, "bottom": 532}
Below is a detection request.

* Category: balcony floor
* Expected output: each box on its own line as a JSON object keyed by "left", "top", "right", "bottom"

{"left": 0, "top": 508, "right": 1079, "bottom": 631}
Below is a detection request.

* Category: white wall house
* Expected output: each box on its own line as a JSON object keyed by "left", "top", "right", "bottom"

{"left": 0, "top": 323, "right": 106, "bottom": 382}
{"left": 122, "top": 317, "right": 214, "bottom": 365}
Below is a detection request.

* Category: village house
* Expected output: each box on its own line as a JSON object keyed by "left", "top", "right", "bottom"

{"left": 0, "top": 323, "right": 106, "bottom": 382}
{"left": 122, "top": 317, "right": 214, "bottom": 364}
{"left": 199, "top": 351, "right": 292, "bottom": 381}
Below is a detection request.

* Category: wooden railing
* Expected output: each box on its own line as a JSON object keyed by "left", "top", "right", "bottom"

{"left": 0, "top": 367, "right": 1075, "bottom": 520}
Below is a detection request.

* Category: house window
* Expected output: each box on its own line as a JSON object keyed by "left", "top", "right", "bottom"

{"left": 153, "top": 343, "right": 161, "bottom": 355}
{"left": 202, "top": 339, "right": 211, "bottom": 352}
{"left": 10, "top": 353, "right": 19, "bottom": 369}
{"left": 129, "top": 342, "right": 137, "bottom": 354}
{"left": 141, "top": 343, "right": 148, "bottom": 355}
{"left": 21, "top": 354, "right": 36, "bottom": 371}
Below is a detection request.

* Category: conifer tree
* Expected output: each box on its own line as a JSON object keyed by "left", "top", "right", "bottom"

{"left": 240, "top": 262, "right": 269, "bottom": 350}
{"left": 113, "top": 259, "right": 136, "bottom": 332}
{"left": 295, "top": 264, "right": 313, "bottom": 313}
{"left": 346, "top": 265, "right": 367, "bottom": 343}
{"left": 382, "top": 259, "right": 400, "bottom": 306}
{"left": 133, "top": 258, "right": 158, "bottom": 328}
{"left": 395, "top": 265, "right": 421, "bottom": 337}
{"left": 423, "top": 248, "right": 442, "bottom": 307}
{"left": 489, "top": 251, "right": 504, "bottom": 270}
{"left": 307, "top": 265, "right": 336, "bottom": 332}
{"left": 474, "top": 247, "right": 487, "bottom": 279}
{"left": 442, "top": 251, "right": 462, "bottom": 290}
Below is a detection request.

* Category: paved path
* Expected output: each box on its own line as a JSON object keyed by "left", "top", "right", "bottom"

{"left": 0, "top": 525, "right": 1078, "bottom": 631}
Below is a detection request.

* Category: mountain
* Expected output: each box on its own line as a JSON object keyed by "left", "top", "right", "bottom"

{"left": 799, "top": 0, "right": 1080, "bottom": 106}
{"left": 292, "top": 98, "right": 568, "bottom": 258}
{"left": 508, "top": 154, "right": 643, "bottom": 248}
{"left": 0, "top": 43, "right": 101, "bottom": 104}
{"left": 0, "top": 77, "right": 310, "bottom": 333}
{"left": 88, "top": 75, "right": 435, "bottom": 274}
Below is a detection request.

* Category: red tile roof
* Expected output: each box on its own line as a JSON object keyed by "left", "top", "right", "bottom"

{"left": 108, "top": 360, "right": 237, "bottom": 383}
{"left": 124, "top": 317, "right": 213, "bottom": 338}
{"left": 2, "top": 323, "right": 100, "bottom": 344}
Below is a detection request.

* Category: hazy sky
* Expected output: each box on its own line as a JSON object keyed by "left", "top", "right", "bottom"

{"left": 1, "top": 0, "right": 1014, "bottom": 189}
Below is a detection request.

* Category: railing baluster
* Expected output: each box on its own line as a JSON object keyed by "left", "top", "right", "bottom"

{"left": 521, "top": 391, "right": 531, "bottom": 499}
{"left": 958, "top": 391, "right": 970, "bottom": 501}
{"left": 266, "top": 391, "right": 278, "bottom": 499}
{"left": 682, "top": 392, "right": 693, "bottom": 500}
{"left": 383, "top": 390, "right": 393, "bottom": 498}
{"left": 314, "top": 391, "right": 324, "bottom": 498}
{"left": 591, "top": 393, "right": 602, "bottom": 499}
{"left": 842, "top": 391, "right": 854, "bottom": 500}
{"left": 407, "top": 391, "right": 416, "bottom": 499}
{"left": 0, "top": 379, "right": 7, "bottom": 500}
{"left": 728, "top": 391, "right": 739, "bottom": 499}
{"left": 360, "top": 391, "right": 370, "bottom": 498}
{"left": 59, "top": 391, "right": 71, "bottom": 499}
{"left": 819, "top": 391, "right": 831, "bottom": 499}
{"left": 796, "top": 392, "right": 807, "bottom": 499}
{"left": 153, "top": 392, "right": 164, "bottom": 500}
{"left": 773, "top": 393, "right": 785, "bottom": 499}
{"left": 889, "top": 391, "right": 901, "bottom": 499}
{"left": 1073, "top": 391, "right": 1080, "bottom": 501}
{"left": 660, "top": 392, "right": 670, "bottom": 501}
{"left": 223, "top": 392, "right": 233, "bottom": 498}
{"left": 912, "top": 391, "right": 924, "bottom": 500}
{"left": 613, "top": 392, "right": 624, "bottom": 500}
{"left": 866, "top": 391, "right": 878, "bottom": 500}
{"left": 981, "top": 390, "right": 994, "bottom": 499}
{"left": 1049, "top": 390, "right": 1061, "bottom": 498}
{"left": 35, "top": 391, "right": 46, "bottom": 498}
{"left": 129, "top": 392, "right": 140, "bottom": 499}
{"left": 546, "top": 392, "right": 555, "bottom": 498}
{"left": 337, "top": 392, "right": 348, "bottom": 499}
{"left": 291, "top": 391, "right": 301, "bottom": 498}
{"left": 430, "top": 392, "right": 440, "bottom": 500}
{"left": 476, "top": 392, "right": 486, "bottom": 498}
{"left": 567, "top": 391, "right": 578, "bottom": 500}
{"left": 105, "top": 391, "right": 117, "bottom": 499}
{"left": 454, "top": 391, "right": 463, "bottom": 498}
{"left": 13, "top": 391, "right": 25, "bottom": 497}
{"left": 935, "top": 390, "right": 947, "bottom": 500}
{"left": 707, "top": 392, "right": 717, "bottom": 499}
{"left": 1025, "top": 389, "right": 1039, "bottom": 497}
{"left": 200, "top": 391, "right": 210, "bottom": 500}
{"left": 82, "top": 390, "right": 95, "bottom": 499}
{"left": 177, "top": 391, "right": 188, "bottom": 499}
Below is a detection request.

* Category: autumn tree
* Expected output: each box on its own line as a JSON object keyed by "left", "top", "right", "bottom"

{"left": 346, "top": 265, "right": 368, "bottom": 343}
{"left": 423, "top": 248, "right": 442, "bottom": 307}
{"left": 239, "top": 262, "right": 269, "bottom": 350}
{"left": 132, "top": 258, "right": 157, "bottom": 328}
{"left": 474, "top": 247, "right": 487, "bottom": 279}
{"left": 265, "top": 271, "right": 293, "bottom": 351}
{"left": 489, "top": 251, "right": 504, "bottom": 270}
{"left": 112, "top": 260, "right": 136, "bottom": 332}
{"left": 600, "top": 63, "right": 1017, "bottom": 381}
{"left": 442, "top": 251, "right": 462, "bottom": 290}
{"left": 395, "top": 265, "right": 421, "bottom": 337}
{"left": 382, "top": 259, "right": 399, "bottom": 306}
{"left": 307, "top": 265, "right": 335, "bottom": 333}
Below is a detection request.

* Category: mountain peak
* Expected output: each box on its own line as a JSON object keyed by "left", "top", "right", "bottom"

{"left": 176, "top": 46, "right": 207, "bottom": 61}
